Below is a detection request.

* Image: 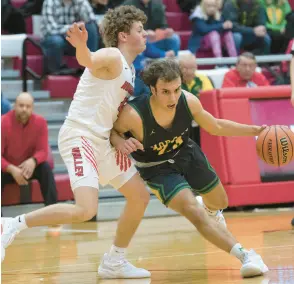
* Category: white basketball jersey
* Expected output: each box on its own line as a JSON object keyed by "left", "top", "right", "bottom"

{"left": 64, "top": 49, "right": 135, "bottom": 139}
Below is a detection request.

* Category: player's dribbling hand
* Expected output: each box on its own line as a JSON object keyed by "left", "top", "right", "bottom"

{"left": 66, "top": 22, "right": 88, "bottom": 48}
{"left": 256, "top": 124, "right": 268, "bottom": 135}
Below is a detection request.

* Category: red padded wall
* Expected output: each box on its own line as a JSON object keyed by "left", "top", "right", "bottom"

{"left": 218, "top": 98, "right": 261, "bottom": 184}
{"left": 200, "top": 90, "right": 229, "bottom": 184}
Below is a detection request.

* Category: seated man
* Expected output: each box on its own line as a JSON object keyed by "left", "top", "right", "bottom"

{"left": 178, "top": 51, "right": 213, "bottom": 147}
{"left": 1, "top": 92, "right": 57, "bottom": 206}
{"left": 2, "top": 0, "right": 26, "bottom": 34}
{"left": 222, "top": 52, "right": 270, "bottom": 88}
{"left": 179, "top": 51, "right": 213, "bottom": 97}
{"left": 111, "top": 58, "right": 268, "bottom": 278}
{"left": 90, "top": 0, "right": 124, "bottom": 14}
{"left": 41, "top": 0, "right": 99, "bottom": 74}
{"left": 222, "top": 0, "right": 271, "bottom": 55}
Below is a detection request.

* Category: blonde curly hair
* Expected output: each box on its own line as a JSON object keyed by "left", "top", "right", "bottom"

{"left": 100, "top": 5, "right": 147, "bottom": 48}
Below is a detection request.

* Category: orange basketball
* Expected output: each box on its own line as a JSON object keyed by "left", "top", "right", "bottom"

{"left": 256, "top": 125, "right": 294, "bottom": 167}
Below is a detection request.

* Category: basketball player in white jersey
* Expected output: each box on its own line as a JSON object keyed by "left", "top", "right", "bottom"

{"left": 1, "top": 6, "right": 151, "bottom": 279}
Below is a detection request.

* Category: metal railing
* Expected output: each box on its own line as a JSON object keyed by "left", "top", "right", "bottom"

{"left": 196, "top": 54, "right": 292, "bottom": 66}
{"left": 22, "top": 36, "right": 47, "bottom": 92}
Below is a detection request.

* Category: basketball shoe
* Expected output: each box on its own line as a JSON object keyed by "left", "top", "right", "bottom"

{"left": 240, "top": 249, "right": 269, "bottom": 278}
{"left": 1, "top": 218, "right": 20, "bottom": 262}
{"left": 196, "top": 196, "right": 227, "bottom": 227}
{"left": 98, "top": 253, "right": 151, "bottom": 279}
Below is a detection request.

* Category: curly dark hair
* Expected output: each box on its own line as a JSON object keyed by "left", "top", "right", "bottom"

{"left": 100, "top": 5, "right": 147, "bottom": 48}
{"left": 142, "top": 58, "right": 183, "bottom": 88}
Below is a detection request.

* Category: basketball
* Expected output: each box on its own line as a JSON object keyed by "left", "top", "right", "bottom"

{"left": 256, "top": 125, "right": 294, "bottom": 167}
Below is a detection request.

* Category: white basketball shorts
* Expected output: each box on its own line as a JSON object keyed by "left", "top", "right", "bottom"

{"left": 58, "top": 124, "right": 137, "bottom": 191}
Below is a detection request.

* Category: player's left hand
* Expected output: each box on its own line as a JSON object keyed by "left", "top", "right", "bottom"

{"left": 66, "top": 22, "right": 88, "bottom": 48}
{"left": 115, "top": 150, "right": 132, "bottom": 172}
{"left": 116, "top": 137, "right": 144, "bottom": 155}
{"left": 19, "top": 158, "right": 36, "bottom": 179}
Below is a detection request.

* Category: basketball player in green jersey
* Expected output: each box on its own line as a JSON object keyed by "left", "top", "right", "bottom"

{"left": 110, "top": 58, "right": 269, "bottom": 278}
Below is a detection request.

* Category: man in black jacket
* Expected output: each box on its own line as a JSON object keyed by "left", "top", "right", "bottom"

{"left": 122, "top": 0, "right": 181, "bottom": 55}
{"left": 222, "top": 0, "right": 271, "bottom": 55}
{"left": 2, "top": 0, "right": 26, "bottom": 34}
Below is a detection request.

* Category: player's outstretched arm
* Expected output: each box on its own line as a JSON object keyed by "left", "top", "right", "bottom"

{"left": 184, "top": 91, "right": 266, "bottom": 137}
{"left": 66, "top": 22, "right": 121, "bottom": 72}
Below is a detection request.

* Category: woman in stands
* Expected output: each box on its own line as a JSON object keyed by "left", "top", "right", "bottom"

{"left": 188, "top": 0, "right": 238, "bottom": 58}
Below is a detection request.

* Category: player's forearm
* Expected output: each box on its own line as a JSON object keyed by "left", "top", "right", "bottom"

{"left": 110, "top": 129, "right": 126, "bottom": 148}
{"left": 214, "top": 119, "right": 261, "bottom": 136}
{"left": 76, "top": 44, "right": 93, "bottom": 69}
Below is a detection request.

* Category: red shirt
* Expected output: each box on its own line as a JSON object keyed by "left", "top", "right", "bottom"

{"left": 222, "top": 69, "right": 270, "bottom": 88}
{"left": 1, "top": 110, "right": 49, "bottom": 172}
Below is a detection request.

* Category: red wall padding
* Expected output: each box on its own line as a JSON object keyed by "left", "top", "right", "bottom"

{"left": 200, "top": 86, "right": 294, "bottom": 206}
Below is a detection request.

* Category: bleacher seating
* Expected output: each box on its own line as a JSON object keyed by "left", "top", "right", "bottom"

{"left": 166, "top": 12, "right": 192, "bottom": 31}
{"left": 162, "top": 0, "right": 182, "bottom": 13}
{"left": 1, "top": 146, "right": 71, "bottom": 206}
{"left": 2, "top": 174, "right": 73, "bottom": 206}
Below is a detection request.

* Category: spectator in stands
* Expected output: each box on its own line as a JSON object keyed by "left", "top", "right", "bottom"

{"left": 222, "top": 52, "right": 270, "bottom": 87}
{"left": 179, "top": 51, "right": 213, "bottom": 147}
{"left": 2, "top": 0, "right": 26, "bottom": 34}
{"left": 133, "top": 42, "right": 175, "bottom": 96}
{"left": 178, "top": 51, "right": 213, "bottom": 97}
{"left": 90, "top": 0, "right": 124, "bottom": 14}
{"left": 285, "top": 11, "right": 294, "bottom": 40}
{"left": 1, "top": 92, "right": 57, "bottom": 206}
{"left": 41, "top": 0, "right": 99, "bottom": 74}
{"left": 122, "top": 0, "right": 181, "bottom": 55}
{"left": 1, "top": 94, "right": 11, "bottom": 115}
{"left": 261, "top": 0, "right": 291, "bottom": 54}
{"left": 222, "top": 0, "right": 271, "bottom": 55}
{"left": 188, "top": 0, "right": 237, "bottom": 57}
{"left": 19, "top": 0, "right": 44, "bottom": 17}
{"left": 177, "top": 0, "right": 199, "bottom": 15}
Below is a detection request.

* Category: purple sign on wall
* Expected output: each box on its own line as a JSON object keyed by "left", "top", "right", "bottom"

{"left": 249, "top": 99, "right": 294, "bottom": 182}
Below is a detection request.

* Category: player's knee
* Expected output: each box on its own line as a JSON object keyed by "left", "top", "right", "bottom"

{"left": 127, "top": 189, "right": 150, "bottom": 208}
{"left": 72, "top": 205, "right": 97, "bottom": 222}
{"left": 137, "top": 190, "right": 150, "bottom": 207}
{"left": 212, "top": 195, "right": 228, "bottom": 210}
{"left": 220, "top": 195, "right": 229, "bottom": 209}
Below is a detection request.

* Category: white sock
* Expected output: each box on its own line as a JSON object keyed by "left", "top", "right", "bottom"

{"left": 230, "top": 243, "right": 247, "bottom": 262}
{"left": 14, "top": 214, "right": 28, "bottom": 232}
{"left": 109, "top": 245, "right": 126, "bottom": 259}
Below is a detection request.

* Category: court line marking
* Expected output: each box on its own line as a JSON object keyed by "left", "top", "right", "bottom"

{"left": 42, "top": 228, "right": 99, "bottom": 233}
{"left": 3, "top": 244, "right": 294, "bottom": 274}
{"left": 135, "top": 244, "right": 294, "bottom": 261}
